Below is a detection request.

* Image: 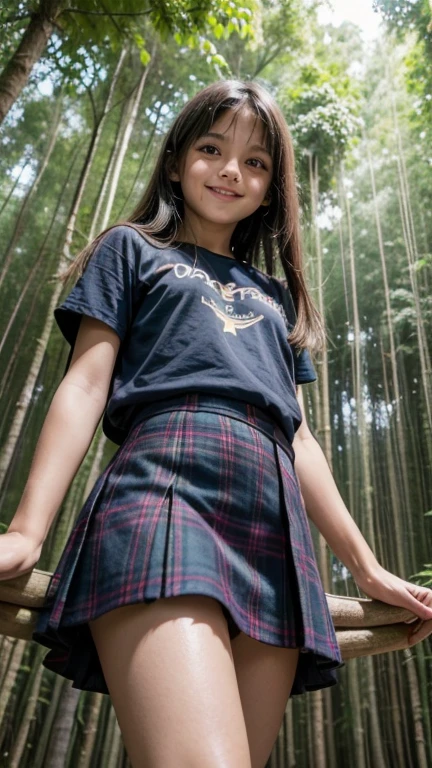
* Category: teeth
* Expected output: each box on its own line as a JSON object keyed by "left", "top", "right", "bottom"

{"left": 212, "top": 188, "right": 236, "bottom": 196}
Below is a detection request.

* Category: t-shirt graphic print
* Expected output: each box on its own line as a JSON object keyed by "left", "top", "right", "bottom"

{"left": 54, "top": 226, "right": 317, "bottom": 446}
{"left": 162, "top": 259, "right": 289, "bottom": 335}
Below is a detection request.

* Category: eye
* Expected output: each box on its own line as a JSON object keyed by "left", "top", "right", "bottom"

{"left": 197, "top": 144, "right": 220, "bottom": 155}
{"left": 247, "top": 158, "right": 267, "bottom": 170}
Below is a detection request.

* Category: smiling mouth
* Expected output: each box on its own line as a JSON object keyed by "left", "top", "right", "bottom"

{"left": 206, "top": 186, "right": 243, "bottom": 198}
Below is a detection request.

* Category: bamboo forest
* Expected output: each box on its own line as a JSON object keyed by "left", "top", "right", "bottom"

{"left": 0, "top": 0, "right": 431, "bottom": 766}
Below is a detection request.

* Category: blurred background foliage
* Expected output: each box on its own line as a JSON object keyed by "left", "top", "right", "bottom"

{"left": 0, "top": 1, "right": 431, "bottom": 766}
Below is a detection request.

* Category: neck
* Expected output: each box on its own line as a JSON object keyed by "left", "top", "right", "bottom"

{"left": 177, "top": 210, "right": 236, "bottom": 258}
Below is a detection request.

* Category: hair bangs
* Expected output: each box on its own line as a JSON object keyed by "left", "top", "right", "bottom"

{"left": 170, "top": 83, "right": 277, "bottom": 169}
{"left": 59, "top": 79, "right": 325, "bottom": 351}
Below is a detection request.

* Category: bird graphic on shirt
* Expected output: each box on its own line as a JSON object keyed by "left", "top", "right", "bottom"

{"left": 201, "top": 296, "right": 264, "bottom": 335}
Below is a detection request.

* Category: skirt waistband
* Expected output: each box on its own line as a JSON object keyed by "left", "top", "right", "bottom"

{"left": 129, "top": 393, "right": 295, "bottom": 464}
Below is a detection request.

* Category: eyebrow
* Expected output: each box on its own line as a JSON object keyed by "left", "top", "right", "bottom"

{"left": 199, "top": 131, "right": 272, "bottom": 157}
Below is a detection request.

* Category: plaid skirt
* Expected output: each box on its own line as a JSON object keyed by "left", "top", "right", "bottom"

{"left": 32, "top": 393, "right": 344, "bottom": 697}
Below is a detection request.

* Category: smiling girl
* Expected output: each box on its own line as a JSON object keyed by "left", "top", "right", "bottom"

{"left": 3, "top": 80, "right": 432, "bottom": 768}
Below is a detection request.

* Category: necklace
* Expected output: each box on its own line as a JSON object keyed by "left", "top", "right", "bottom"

{"left": 188, "top": 242, "right": 248, "bottom": 269}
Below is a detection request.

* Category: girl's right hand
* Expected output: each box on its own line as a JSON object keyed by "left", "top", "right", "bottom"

{"left": 0, "top": 531, "right": 43, "bottom": 581}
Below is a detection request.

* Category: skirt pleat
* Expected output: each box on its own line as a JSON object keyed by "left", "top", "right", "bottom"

{"left": 32, "top": 396, "right": 345, "bottom": 697}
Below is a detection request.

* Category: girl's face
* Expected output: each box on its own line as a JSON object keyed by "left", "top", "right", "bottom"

{"left": 170, "top": 108, "right": 273, "bottom": 237}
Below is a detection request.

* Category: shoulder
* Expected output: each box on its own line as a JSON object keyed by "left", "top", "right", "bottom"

{"left": 94, "top": 225, "right": 166, "bottom": 273}
{"left": 270, "top": 274, "right": 288, "bottom": 292}
{"left": 245, "top": 263, "right": 280, "bottom": 292}
{"left": 267, "top": 275, "right": 297, "bottom": 328}
{"left": 97, "top": 224, "right": 159, "bottom": 253}
{"left": 245, "top": 259, "right": 276, "bottom": 285}
{"left": 268, "top": 274, "right": 294, "bottom": 305}
{"left": 271, "top": 275, "right": 296, "bottom": 313}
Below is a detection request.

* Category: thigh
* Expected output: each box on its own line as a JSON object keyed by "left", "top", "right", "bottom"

{"left": 88, "top": 595, "right": 252, "bottom": 768}
{"left": 231, "top": 630, "right": 300, "bottom": 768}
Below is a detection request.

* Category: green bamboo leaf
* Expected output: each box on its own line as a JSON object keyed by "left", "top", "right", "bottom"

{"left": 411, "top": 570, "right": 432, "bottom": 577}
{"left": 133, "top": 33, "right": 145, "bottom": 48}
{"left": 139, "top": 48, "right": 151, "bottom": 67}
{"left": 202, "top": 39, "right": 216, "bottom": 55}
{"left": 211, "top": 53, "right": 229, "bottom": 69}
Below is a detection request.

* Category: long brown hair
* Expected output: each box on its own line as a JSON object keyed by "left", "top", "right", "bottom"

{"left": 59, "top": 79, "right": 324, "bottom": 349}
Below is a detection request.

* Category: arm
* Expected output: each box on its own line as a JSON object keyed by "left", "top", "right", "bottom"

{"left": 292, "top": 386, "right": 380, "bottom": 586}
{"left": 292, "top": 386, "right": 432, "bottom": 635}
{"left": 6, "top": 316, "right": 121, "bottom": 549}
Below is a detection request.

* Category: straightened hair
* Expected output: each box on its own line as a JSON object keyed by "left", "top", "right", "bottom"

{"left": 59, "top": 79, "right": 324, "bottom": 350}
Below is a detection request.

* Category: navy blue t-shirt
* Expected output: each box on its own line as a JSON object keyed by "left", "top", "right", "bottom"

{"left": 54, "top": 225, "right": 317, "bottom": 445}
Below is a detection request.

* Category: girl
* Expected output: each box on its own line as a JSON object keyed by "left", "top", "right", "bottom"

{"left": 2, "top": 79, "right": 432, "bottom": 768}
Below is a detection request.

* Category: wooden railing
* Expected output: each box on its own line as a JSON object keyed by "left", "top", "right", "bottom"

{"left": 0, "top": 569, "right": 431, "bottom": 657}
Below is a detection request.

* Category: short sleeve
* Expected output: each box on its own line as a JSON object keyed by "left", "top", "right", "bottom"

{"left": 272, "top": 275, "right": 317, "bottom": 385}
{"left": 54, "top": 226, "right": 140, "bottom": 348}
{"left": 293, "top": 347, "right": 317, "bottom": 384}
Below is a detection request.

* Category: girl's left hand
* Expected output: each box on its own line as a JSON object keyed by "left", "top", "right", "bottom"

{"left": 355, "top": 564, "right": 432, "bottom": 645}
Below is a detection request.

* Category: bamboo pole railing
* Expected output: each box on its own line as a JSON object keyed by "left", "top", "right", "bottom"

{"left": 0, "top": 569, "right": 431, "bottom": 658}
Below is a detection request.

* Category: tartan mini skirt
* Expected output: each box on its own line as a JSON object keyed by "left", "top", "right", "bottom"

{"left": 32, "top": 392, "right": 345, "bottom": 697}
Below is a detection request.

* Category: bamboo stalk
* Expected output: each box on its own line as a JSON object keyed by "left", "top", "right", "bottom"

{"left": 0, "top": 569, "right": 430, "bottom": 658}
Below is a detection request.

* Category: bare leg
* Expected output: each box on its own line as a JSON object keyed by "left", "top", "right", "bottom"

{"left": 231, "top": 631, "right": 300, "bottom": 768}
{"left": 89, "top": 595, "right": 252, "bottom": 768}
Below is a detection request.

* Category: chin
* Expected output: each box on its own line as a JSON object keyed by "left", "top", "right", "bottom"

{"left": 207, "top": 205, "right": 259, "bottom": 221}
{"left": 192, "top": 209, "right": 241, "bottom": 225}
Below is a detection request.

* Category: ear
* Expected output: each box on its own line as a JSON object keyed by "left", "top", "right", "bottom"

{"left": 168, "top": 167, "right": 181, "bottom": 182}
{"left": 261, "top": 186, "right": 272, "bottom": 206}
{"left": 166, "top": 151, "right": 181, "bottom": 182}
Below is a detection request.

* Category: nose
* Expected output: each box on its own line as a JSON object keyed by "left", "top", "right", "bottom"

{"left": 218, "top": 156, "right": 241, "bottom": 181}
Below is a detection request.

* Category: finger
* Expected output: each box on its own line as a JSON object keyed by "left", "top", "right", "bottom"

{"left": 405, "top": 588, "right": 432, "bottom": 620}
{"left": 408, "top": 619, "right": 432, "bottom": 646}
